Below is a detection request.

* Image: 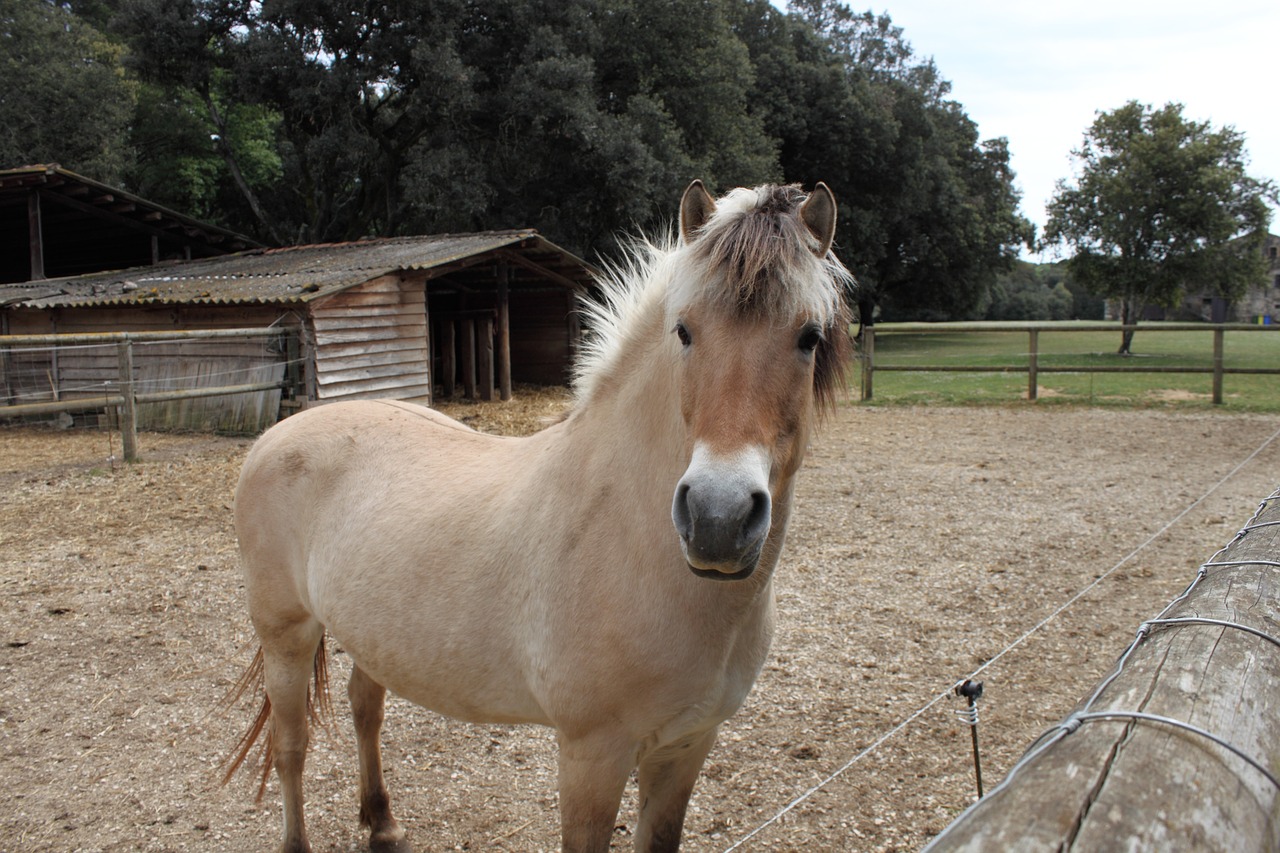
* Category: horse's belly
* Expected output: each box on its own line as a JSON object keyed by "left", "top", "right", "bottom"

{"left": 321, "top": 607, "right": 551, "bottom": 727}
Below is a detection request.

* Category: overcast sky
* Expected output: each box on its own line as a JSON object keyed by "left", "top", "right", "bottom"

{"left": 785, "top": 1, "right": 1280, "bottom": 258}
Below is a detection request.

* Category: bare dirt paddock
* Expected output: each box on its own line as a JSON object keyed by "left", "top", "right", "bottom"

{"left": 3, "top": 395, "right": 1279, "bottom": 853}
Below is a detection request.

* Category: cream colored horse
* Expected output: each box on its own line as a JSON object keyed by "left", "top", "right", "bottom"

{"left": 227, "top": 180, "right": 853, "bottom": 853}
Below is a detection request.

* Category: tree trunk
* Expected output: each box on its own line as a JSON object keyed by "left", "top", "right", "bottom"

{"left": 856, "top": 290, "right": 876, "bottom": 336}
{"left": 203, "top": 93, "right": 285, "bottom": 246}
{"left": 1118, "top": 298, "right": 1140, "bottom": 355}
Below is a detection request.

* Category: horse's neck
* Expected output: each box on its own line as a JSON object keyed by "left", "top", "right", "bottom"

{"left": 569, "top": 305, "right": 684, "bottom": 460}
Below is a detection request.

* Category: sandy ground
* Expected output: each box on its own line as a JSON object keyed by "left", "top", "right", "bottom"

{"left": 2, "top": 393, "right": 1278, "bottom": 852}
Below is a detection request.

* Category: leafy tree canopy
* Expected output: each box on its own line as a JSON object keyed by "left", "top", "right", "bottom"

{"left": 9, "top": 0, "right": 1033, "bottom": 322}
{"left": 0, "top": 0, "right": 136, "bottom": 183}
{"left": 1044, "top": 100, "right": 1277, "bottom": 352}
{"left": 778, "top": 0, "right": 1034, "bottom": 323}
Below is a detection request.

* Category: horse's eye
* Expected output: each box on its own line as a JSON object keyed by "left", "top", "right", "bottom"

{"left": 675, "top": 321, "right": 692, "bottom": 347}
{"left": 798, "top": 325, "right": 823, "bottom": 354}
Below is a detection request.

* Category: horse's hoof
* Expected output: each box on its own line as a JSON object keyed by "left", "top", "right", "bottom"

{"left": 369, "top": 830, "right": 413, "bottom": 853}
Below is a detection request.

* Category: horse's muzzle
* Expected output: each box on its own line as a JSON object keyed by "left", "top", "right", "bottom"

{"left": 672, "top": 444, "right": 772, "bottom": 580}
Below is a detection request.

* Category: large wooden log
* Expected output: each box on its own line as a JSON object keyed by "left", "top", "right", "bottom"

{"left": 925, "top": 489, "right": 1280, "bottom": 852}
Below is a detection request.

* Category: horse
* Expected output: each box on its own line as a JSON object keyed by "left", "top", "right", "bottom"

{"left": 225, "top": 180, "right": 854, "bottom": 853}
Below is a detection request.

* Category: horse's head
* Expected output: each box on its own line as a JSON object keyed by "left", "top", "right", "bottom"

{"left": 670, "top": 181, "right": 853, "bottom": 580}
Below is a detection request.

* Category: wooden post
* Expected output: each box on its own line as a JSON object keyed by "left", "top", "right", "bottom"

{"left": 497, "top": 265, "right": 512, "bottom": 401}
{"left": 461, "top": 318, "right": 476, "bottom": 399}
{"left": 441, "top": 319, "right": 456, "bottom": 398}
{"left": 1, "top": 312, "right": 11, "bottom": 406}
{"left": 421, "top": 282, "right": 433, "bottom": 406}
{"left": 860, "top": 326, "right": 875, "bottom": 401}
{"left": 478, "top": 315, "right": 495, "bottom": 402}
{"left": 28, "top": 190, "right": 45, "bottom": 280}
{"left": 924, "top": 490, "right": 1280, "bottom": 852}
{"left": 284, "top": 330, "right": 302, "bottom": 411}
{"left": 301, "top": 324, "right": 318, "bottom": 404}
{"left": 1027, "top": 329, "right": 1039, "bottom": 401}
{"left": 1212, "top": 327, "right": 1224, "bottom": 405}
{"left": 116, "top": 340, "right": 138, "bottom": 462}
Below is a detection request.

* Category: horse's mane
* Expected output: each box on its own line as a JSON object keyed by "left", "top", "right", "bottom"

{"left": 573, "top": 184, "right": 855, "bottom": 412}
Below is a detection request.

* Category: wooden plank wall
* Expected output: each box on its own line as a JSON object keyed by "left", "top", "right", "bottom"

{"left": 507, "top": 288, "right": 578, "bottom": 385}
{"left": 310, "top": 274, "right": 431, "bottom": 403}
{"left": 132, "top": 342, "right": 285, "bottom": 433}
{"left": 2, "top": 306, "right": 289, "bottom": 434}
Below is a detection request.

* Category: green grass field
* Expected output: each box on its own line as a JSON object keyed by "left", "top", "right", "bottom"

{"left": 856, "top": 322, "right": 1280, "bottom": 411}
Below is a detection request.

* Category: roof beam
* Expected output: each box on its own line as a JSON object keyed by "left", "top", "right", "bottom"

{"left": 494, "top": 248, "right": 585, "bottom": 290}
{"left": 39, "top": 189, "right": 224, "bottom": 253}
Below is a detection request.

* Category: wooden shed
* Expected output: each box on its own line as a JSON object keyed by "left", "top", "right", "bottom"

{"left": 1, "top": 232, "right": 597, "bottom": 426}
{"left": 1, "top": 163, "right": 262, "bottom": 283}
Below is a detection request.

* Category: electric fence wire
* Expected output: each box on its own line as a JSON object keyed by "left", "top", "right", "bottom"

{"left": 1, "top": 347, "right": 307, "bottom": 403}
{"left": 723, "top": 422, "right": 1280, "bottom": 853}
{"left": 918, "top": 480, "right": 1280, "bottom": 851}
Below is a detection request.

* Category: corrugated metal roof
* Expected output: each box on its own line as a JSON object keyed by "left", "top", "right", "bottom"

{"left": 3, "top": 231, "right": 594, "bottom": 309}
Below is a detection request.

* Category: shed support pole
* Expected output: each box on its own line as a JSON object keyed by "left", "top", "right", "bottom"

{"left": 28, "top": 190, "right": 45, "bottom": 280}
{"left": 497, "top": 265, "right": 512, "bottom": 401}
{"left": 478, "top": 315, "right": 495, "bottom": 402}
{"left": 116, "top": 340, "right": 138, "bottom": 462}
{"left": 462, "top": 319, "right": 476, "bottom": 399}
{"left": 441, "top": 320, "right": 456, "bottom": 397}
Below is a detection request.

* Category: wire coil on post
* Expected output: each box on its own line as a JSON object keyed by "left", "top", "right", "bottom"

{"left": 953, "top": 680, "right": 984, "bottom": 798}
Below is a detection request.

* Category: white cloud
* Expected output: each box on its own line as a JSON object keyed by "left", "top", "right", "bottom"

{"left": 877, "top": 0, "right": 1280, "bottom": 251}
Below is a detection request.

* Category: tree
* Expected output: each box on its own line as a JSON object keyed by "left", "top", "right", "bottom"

{"left": 0, "top": 0, "right": 136, "bottom": 183}
{"left": 108, "top": 0, "right": 783, "bottom": 254}
{"left": 776, "top": 0, "right": 1033, "bottom": 323}
{"left": 984, "top": 261, "right": 1072, "bottom": 321}
{"left": 1044, "top": 100, "right": 1277, "bottom": 353}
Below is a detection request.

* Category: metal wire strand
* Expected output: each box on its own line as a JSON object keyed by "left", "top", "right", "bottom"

{"left": 1142, "top": 617, "right": 1280, "bottom": 652}
{"left": 1066, "top": 711, "right": 1280, "bottom": 791}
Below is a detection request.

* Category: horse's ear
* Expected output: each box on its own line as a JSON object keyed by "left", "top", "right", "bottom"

{"left": 679, "top": 180, "right": 717, "bottom": 245}
{"left": 800, "top": 182, "right": 837, "bottom": 256}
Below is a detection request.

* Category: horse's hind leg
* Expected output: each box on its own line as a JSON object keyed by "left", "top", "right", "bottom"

{"left": 635, "top": 728, "right": 718, "bottom": 852}
{"left": 349, "top": 665, "right": 410, "bottom": 852}
{"left": 260, "top": 619, "right": 325, "bottom": 853}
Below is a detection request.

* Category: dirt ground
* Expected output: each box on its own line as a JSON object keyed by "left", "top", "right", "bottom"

{"left": 2, "top": 392, "right": 1279, "bottom": 853}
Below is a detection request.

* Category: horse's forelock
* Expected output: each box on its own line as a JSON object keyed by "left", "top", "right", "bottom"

{"left": 677, "top": 184, "right": 847, "bottom": 326}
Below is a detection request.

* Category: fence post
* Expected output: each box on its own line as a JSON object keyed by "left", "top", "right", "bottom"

{"left": 1027, "top": 329, "right": 1039, "bottom": 401}
{"left": 860, "top": 325, "right": 875, "bottom": 401}
{"left": 115, "top": 339, "right": 138, "bottom": 462}
{"left": 1212, "top": 327, "right": 1224, "bottom": 405}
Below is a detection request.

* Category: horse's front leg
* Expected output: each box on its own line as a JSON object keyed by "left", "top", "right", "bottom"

{"left": 556, "top": 731, "right": 636, "bottom": 853}
{"left": 635, "top": 728, "right": 718, "bottom": 853}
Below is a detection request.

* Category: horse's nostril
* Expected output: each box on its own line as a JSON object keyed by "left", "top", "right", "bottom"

{"left": 672, "top": 482, "right": 694, "bottom": 540}
{"left": 738, "top": 490, "right": 771, "bottom": 549}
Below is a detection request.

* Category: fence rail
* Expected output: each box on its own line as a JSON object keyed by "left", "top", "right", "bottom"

{"left": 0, "top": 328, "right": 299, "bottom": 459}
{"left": 859, "top": 322, "right": 1280, "bottom": 404}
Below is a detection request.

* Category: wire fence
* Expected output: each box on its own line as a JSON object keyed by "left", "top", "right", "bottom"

{"left": 723, "top": 421, "right": 1280, "bottom": 852}
{"left": 0, "top": 329, "right": 302, "bottom": 452}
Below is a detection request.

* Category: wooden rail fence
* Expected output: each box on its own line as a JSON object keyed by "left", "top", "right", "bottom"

{"left": 0, "top": 328, "right": 298, "bottom": 460}
{"left": 859, "top": 322, "right": 1280, "bottom": 404}
{"left": 923, "top": 488, "right": 1280, "bottom": 851}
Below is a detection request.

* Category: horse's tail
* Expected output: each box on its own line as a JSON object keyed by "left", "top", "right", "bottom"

{"left": 219, "top": 634, "right": 333, "bottom": 801}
